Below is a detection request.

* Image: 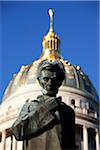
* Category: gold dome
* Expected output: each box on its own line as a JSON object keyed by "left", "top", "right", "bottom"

{"left": 41, "top": 9, "right": 61, "bottom": 61}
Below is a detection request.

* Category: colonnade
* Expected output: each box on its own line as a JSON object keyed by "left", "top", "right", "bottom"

{"left": 0, "top": 126, "right": 99, "bottom": 150}
{"left": 82, "top": 125, "right": 99, "bottom": 150}
{"left": 1, "top": 130, "right": 18, "bottom": 150}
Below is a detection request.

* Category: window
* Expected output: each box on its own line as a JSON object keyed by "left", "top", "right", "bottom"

{"left": 71, "top": 99, "right": 75, "bottom": 106}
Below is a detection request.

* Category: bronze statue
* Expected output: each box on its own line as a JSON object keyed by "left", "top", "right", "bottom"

{"left": 12, "top": 61, "right": 75, "bottom": 150}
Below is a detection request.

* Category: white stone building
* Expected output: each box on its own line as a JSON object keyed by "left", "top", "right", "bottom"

{"left": 0, "top": 9, "right": 99, "bottom": 150}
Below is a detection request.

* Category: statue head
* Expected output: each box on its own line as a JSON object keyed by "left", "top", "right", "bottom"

{"left": 37, "top": 61, "right": 65, "bottom": 96}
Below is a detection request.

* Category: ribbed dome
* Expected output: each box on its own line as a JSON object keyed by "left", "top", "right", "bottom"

{"left": 3, "top": 58, "right": 98, "bottom": 101}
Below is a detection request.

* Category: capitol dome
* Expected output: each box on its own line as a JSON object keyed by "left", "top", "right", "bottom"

{"left": 2, "top": 58, "right": 98, "bottom": 102}
{"left": 0, "top": 9, "right": 99, "bottom": 150}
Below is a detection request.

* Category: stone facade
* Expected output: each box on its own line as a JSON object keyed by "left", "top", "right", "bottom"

{"left": 0, "top": 81, "right": 99, "bottom": 150}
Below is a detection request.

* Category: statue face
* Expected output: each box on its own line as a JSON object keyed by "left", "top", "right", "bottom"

{"left": 39, "top": 69, "right": 60, "bottom": 95}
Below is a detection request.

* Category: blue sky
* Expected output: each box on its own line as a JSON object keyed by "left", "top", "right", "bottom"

{"left": 0, "top": 1, "right": 99, "bottom": 102}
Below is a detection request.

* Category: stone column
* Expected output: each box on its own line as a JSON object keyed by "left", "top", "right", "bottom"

{"left": 11, "top": 135, "right": 13, "bottom": 150}
{"left": 2, "top": 130, "right": 6, "bottom": 150}
{"left": 83, "top": 125, "right": 88, "bottom": 150}
{"left": 55, "top": 39, "right": 57, "bottom": 50}
{"left": 83, "top": 106, "right": 87, "bottom": 114}
{"left": 13, "top": 136, "right": 17, "bottom": 150}
{"left": 52, "top": 39, "right": 54, "bottom": 49}
{"left": 94, "top": 112, "right": 97, "bottom": 118}
{"left": 95, "top": 129, "right": 99, "bottom": 150}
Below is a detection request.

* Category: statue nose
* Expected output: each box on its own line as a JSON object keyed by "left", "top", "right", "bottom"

{"left": 48, "top": 79, "right": 52, "bottom": 85}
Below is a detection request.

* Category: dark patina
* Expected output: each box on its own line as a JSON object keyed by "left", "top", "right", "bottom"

{"left": 12, "top": 61, "right": 75, "bottom": 150}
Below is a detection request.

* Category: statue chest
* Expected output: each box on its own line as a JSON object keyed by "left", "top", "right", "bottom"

{"left": 23, "top": 124, "right": 61, "bottom": 150}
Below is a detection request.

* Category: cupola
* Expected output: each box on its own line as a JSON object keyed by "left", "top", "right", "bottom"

{"left": 41, "top": 9, "right": 61, "bottom": 61}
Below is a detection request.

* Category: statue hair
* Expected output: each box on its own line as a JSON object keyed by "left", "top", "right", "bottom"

{"left": 37, "top": 60, "right": 65, "bottom": 82}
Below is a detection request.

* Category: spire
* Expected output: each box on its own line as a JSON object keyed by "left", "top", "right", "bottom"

{"left": 41, "top": 9, "right": 61, "bottom": 61}
{"left": 48, "top": 9, "right": 54, "bottom": 32}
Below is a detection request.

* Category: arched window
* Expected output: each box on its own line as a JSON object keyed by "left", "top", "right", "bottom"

{"left": 71, "top": 99, "right": 75, "bottom": 106}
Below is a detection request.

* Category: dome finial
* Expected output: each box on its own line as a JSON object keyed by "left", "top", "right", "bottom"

{"left": 41, "top": 9, "right": 61, "bottom": 61}
{"left": 48, "top": 9, "right": 54, "bottom": 32}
